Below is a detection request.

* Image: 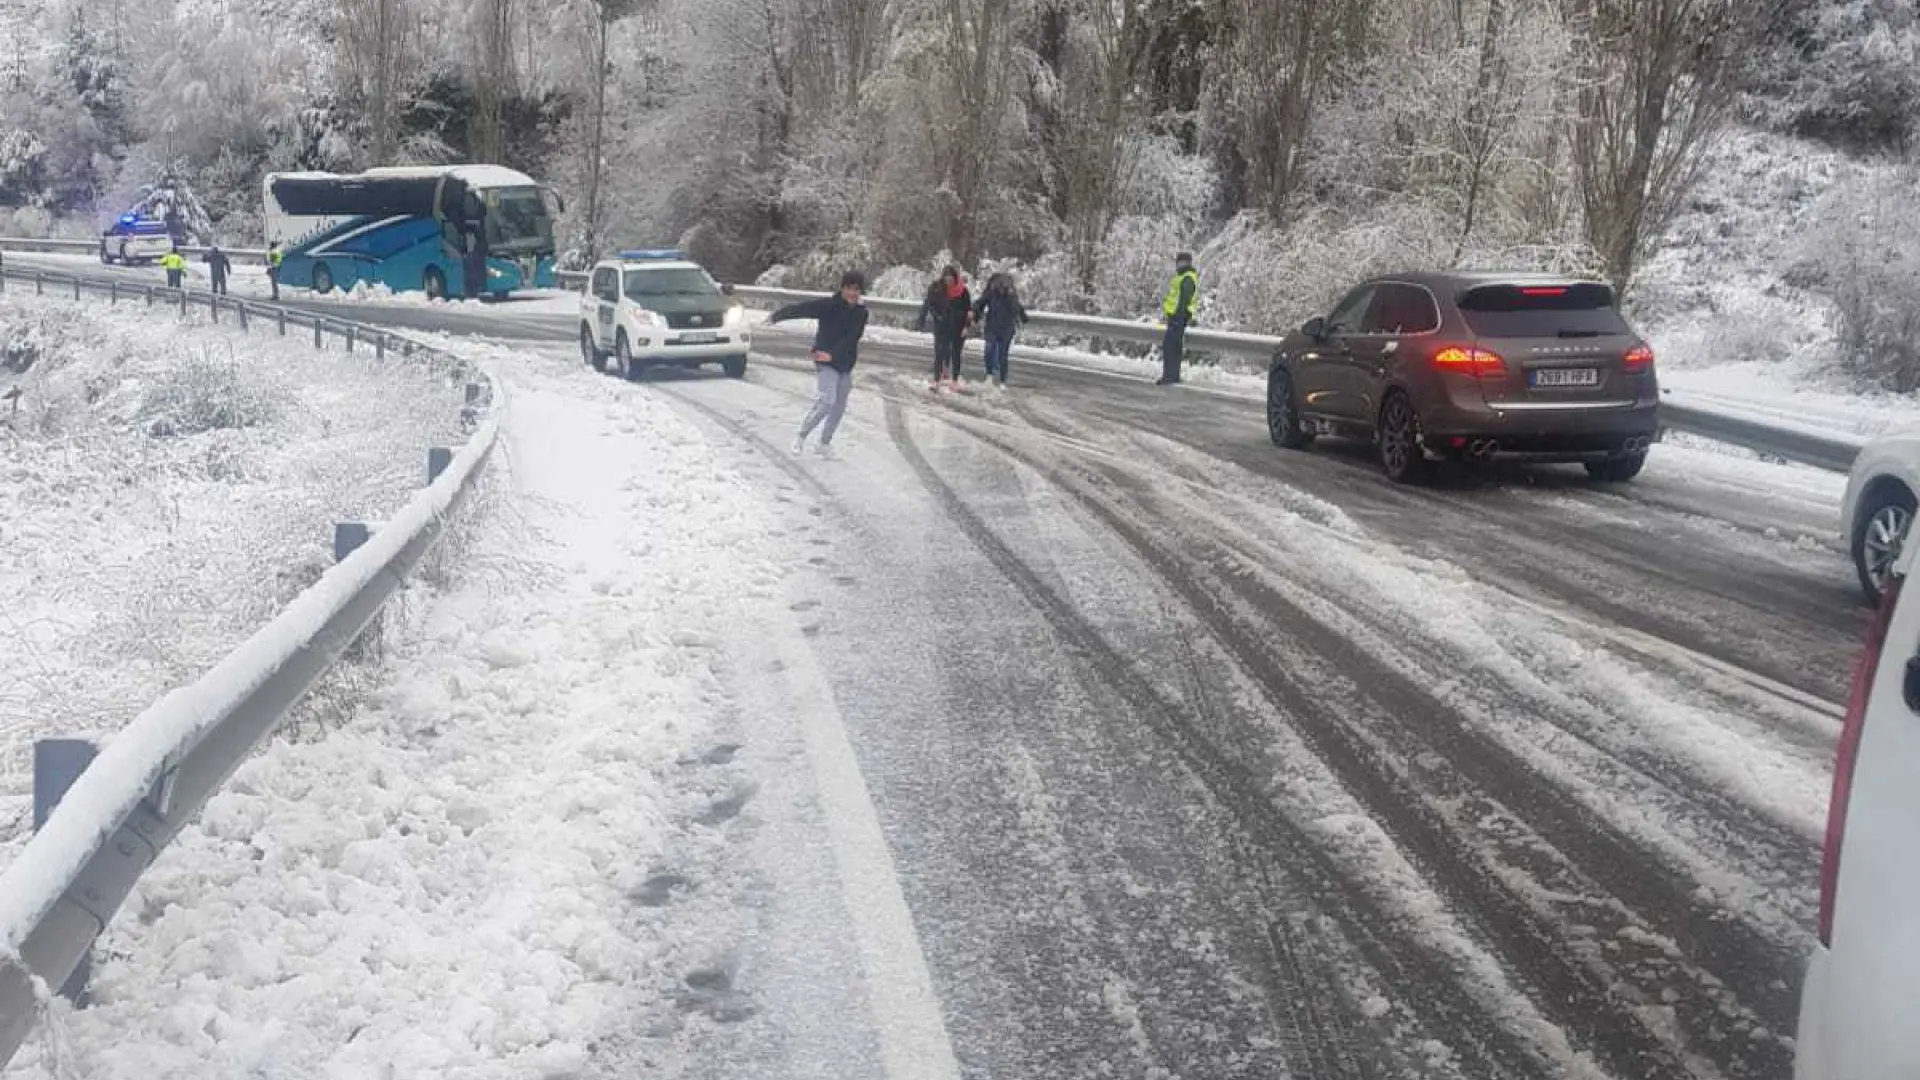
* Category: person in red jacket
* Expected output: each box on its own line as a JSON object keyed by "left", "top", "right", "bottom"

{"left": 916, "top": 265, "right": 973, "bottom": 388}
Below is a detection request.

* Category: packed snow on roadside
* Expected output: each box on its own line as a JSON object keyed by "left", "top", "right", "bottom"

{"left": 0, "top": 292, "right": 470, "bottom": 850}
{"left": 2, "top": 352, "right": 792, "bottom": 1079}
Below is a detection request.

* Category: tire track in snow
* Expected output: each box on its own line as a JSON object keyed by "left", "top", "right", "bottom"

{"left": 880, "top": 397, "right": 1554, "bottom": 1080}
{"left": 913, "top": 400, "right": 1791, "bottom": 1080}
{"left": 666, "top": 376, "right": 1392, "bottom": 1080}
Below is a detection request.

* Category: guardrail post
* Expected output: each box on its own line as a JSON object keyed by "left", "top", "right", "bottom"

{"left": 109, "top": 281, "right": 117, "bottom": 305}
{"left": 33, "top": 271, "right": 42, "bottom": 295}
{"left": 144, "top": 285, "right": 153, "bottom": 307}
{"left": 313, "top": 320, "right": 323, "bottom": 349}
{"left": 344, "top": 327, "right": 355, "bottom": 354}
{"left": 71, "top": 278, "right": 80, "bottom": 301}
{"left": 33, "top": 739, "right": 98, "bottom": 1003}
{"left": 208, "top": 296, "right": 218, "bottom": 324}
{"left": 333, "top": 522, "right": 370, "bottom": 562}
{"left": 427, "top": 447, "right": 452, "bottom": 484}
{"left": 237, "top": 301, "right": 248, "bottom": 332}
{"left": 178, "top": 289, "right": 187, "bottom": 317}
{"left": 277, "top": 309, "right": 286, "bottom": 336}
{"left": 375, "top": 334, "right": 385, "bottom": 361}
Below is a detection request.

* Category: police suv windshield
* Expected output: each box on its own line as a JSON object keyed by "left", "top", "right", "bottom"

{"left": 624, "top": 267, "right": 721, "bottom": 298}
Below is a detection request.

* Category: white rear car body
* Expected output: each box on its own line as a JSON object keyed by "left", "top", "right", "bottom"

{"left": 1797, "top": 532, "right": 1920, "bottom": 1078}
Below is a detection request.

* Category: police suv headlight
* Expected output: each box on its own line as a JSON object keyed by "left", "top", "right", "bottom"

{"left": 632, "top": 309, "right": 663, "bottom": 327}
{"left": 724, "top": 304, "right": 746, "bottom": 328}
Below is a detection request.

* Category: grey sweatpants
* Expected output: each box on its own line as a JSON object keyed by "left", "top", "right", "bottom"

{"left": 800, "top": 365, "right": 854, "bottom": 444}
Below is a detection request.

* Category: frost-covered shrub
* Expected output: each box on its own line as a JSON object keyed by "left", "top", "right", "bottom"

{"left": 1, "top": 310, "right": 70, "bottom": 374}
{"left": 1791, "top": 167, "right": 1920, "bottom": 391}
{"left": 138, "top": 355, "right": 281, "bottom": 437}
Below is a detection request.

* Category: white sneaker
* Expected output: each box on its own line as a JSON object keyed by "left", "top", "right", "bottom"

{"left": 789, "top": 436, "right": 805, "bottom": 455}
{"left": 815, "top": 442, "right": 835, "bottom": 460}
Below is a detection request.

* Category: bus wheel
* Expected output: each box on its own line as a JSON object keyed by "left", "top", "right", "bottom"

{"left": 312, "top": 263, "right": 335, "bottom": 294}
{"left": 423, "top": 267, "right": 446, "bottom": 300}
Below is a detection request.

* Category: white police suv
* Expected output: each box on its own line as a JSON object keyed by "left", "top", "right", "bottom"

{"left": 579, "top": 250, "right": 750, "bottom": 379}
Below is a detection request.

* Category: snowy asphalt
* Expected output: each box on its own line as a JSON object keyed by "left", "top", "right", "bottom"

{"left": 15, "top": 255, "right": 1861, "bottom": 1079}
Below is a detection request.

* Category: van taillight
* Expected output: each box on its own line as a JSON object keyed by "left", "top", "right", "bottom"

{"left": 1433, "top": 346, "right": 1508, "bottom": 379}
{"left": 1820, "top": 577, "right": 1904, "bottom": 946}
{"left": 1623, "top": 345, "right": 1654, "bottom": 374}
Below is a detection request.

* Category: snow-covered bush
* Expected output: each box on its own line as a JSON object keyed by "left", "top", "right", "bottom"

{"left": 1791, "top": 167, "right": 1920, "bottom": 391}
{"left": 1754, "top": 0, "right": 1920, "bottom": 152}
{"left": 138, "top": 354, "right": 282, "bottom": 437}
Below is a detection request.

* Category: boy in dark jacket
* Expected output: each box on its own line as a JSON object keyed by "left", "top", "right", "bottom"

{"left": 972, "top": 273, "right": 1028, "bottom": 386}
{"left": 770, "top": 270, "right": 870, "bottom": 457}
{"left": 916, "top": 265, "right": 972, "bottom": 387}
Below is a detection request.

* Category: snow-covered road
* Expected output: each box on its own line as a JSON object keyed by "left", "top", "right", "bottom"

{"left": 6, "top": 255, "right": 1861, "bottom": 1079}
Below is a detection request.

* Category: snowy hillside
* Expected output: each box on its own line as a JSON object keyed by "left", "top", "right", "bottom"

{"left": 0, "top": 294, "right": 470, "bottom": 845}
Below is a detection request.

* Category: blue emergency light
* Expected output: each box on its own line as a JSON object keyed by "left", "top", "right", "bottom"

{"left": 619, "top": 249, "right": 687, "bottom": 261}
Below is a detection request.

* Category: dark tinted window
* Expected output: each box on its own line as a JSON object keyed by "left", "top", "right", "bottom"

{"left": 1325, "top": 286, "right": 1374, "bottom": 335}
{"left": 591, "top": 268, "right": 617, "bottom": 301}
{"left": 624, "top": 267, "right": 720, "bottom": 299}
{"left": 1364, "top": 284, "right": 1440, "bottom": 335}
{"left": 1458, "top": 283, "right": 1631, "bottom": 338}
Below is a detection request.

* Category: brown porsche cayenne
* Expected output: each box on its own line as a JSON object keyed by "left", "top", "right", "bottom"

{"left": 1265, "top": 272, "right": 1660, "bottom": 483}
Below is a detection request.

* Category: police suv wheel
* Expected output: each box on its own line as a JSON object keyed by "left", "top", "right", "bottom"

{"left": 580, "top": 326, "right": 604, "bottom": 372}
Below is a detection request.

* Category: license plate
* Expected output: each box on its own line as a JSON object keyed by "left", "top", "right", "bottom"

{"left": 678, "top": 332, "right": 719, "bottom": 344}
{"left": 1531, "top": 367, "right": 1599, "bottom": 388}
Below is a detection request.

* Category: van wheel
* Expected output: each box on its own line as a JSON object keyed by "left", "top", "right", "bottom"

{"left": 423, "top": 267, "right": 446, "bottom": 300}
{"left": 722, "top": 355, "right": 748, "bottom": 379}
{"left": 1855, "top": 483, "right": 1916, "bottom": 604}
{"left": 1585, "top": 453, "right": 1648, "bottom": 483}
{"left": 1267, "top": 367, "right": 1313, "bottom": 449}
{"left": 1379, "top": 392, "right": 1432, "bottom": 484}
{"left": 312, "top": 263, "right": 335, "bottom": 294}
{"left": 580, "top": 326, "right": 605, "bottom": 372}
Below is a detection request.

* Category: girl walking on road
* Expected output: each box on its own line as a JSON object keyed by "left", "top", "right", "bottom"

{"left": 771, "top": 271, "right": 871, "bottom": 459}
{"left": 916, "top": 266, "right": 972, "bottom": 388}
{"left": 973, "top": 273, "right": 1029, "bottom": 387}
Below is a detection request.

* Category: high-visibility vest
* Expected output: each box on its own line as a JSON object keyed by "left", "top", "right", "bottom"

{"left": 268, "top": 248, "right": 283, "bottom": 268}
{"left": 161, "top": 253, "right": 185, "bottom": 271}
{"left": 1162, "top": 268, "right": 1199, "bottom": 318}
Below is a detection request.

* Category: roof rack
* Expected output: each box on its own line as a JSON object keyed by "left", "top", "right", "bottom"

{"left": 618, "top": 249, "right": 688, "bottom": 261}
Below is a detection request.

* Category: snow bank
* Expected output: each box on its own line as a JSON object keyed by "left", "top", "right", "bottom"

{"left": 2, "top": 359, "right": 789, "bottom": 1078}
{"left": 0, "top": 293, "right": 468, "bottom": 850}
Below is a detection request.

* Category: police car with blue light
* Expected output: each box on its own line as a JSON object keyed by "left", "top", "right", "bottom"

{"left": 98, "top": 211, "right": 174, "bottom": 266}
{"left": 579, "top": 250, "right": 750, "bottom": 380}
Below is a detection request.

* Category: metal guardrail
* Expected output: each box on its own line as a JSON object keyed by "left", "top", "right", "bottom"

{"left": 1657, "top": 397, "right": 1864, "bottom": 473}
{"left": 0, "top": 236, "right": 268, "bottom": 264}
{"left": 0, "top": 265, "right": 500, "bottom": 1066}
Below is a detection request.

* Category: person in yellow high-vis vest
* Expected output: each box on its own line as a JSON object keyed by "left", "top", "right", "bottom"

{"left": 1157, "top": 252, "right": 1199, "bottom": 385}
{"left": 160, "top": 248, "right": 187, "bottom": 290}
{"left": 267, "top": 243, "right": 284, "bottom": 300}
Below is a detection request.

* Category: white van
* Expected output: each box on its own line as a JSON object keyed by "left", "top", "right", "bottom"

{"left": 1796, "top": 538, "right": 1920, "bottom": 1078}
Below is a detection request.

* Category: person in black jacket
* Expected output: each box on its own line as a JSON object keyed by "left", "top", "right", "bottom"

{"left": 915, "top": 265, "right": 972, "bottom": 387}
{"left": 972, "top": 273, "right": 1028, "bottom": 386}
{"left": 202, "top": 244, "right": 231, "bottom": 296}
{"left": 771, "top": 270, "right": 871, "bottom": 457}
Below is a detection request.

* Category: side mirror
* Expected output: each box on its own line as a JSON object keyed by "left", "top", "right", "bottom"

{"left": 1302, "top": 316, "right": 1327, "bottom": 341}
{"left": 721, "top": 282, "right": 735, "bottom": 296}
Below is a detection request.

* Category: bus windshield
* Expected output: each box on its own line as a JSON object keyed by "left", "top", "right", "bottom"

{"left": 484, "top": 187, "right": 553, "bottom": 254}
{"left": 624, "top": 267, "right": 720, "bottom": 298}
